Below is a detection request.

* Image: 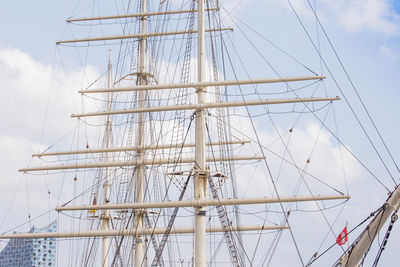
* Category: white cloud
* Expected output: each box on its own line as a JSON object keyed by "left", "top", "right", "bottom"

{"left": 229, "top": 113, "right": 361, "bottom": 198}
{"left": 270, "top": 0, "right": 400, "bottom": 35}
{"left": 0, "top": 47, "right": 99, "bottom": 141}
{"left": 285, "top": 122, "right": 361, "bottom": 187}
{"left": 226, "top": 117, "right": 363, "bottom": 264}
{"left": 0, "top": 47, "right": 100, "bottom": 233}
{"left": 379, "top": 44, "right": 400, "bottom": 60}
{"left": 333, "top": 0, "right": 400, "bottom": 35}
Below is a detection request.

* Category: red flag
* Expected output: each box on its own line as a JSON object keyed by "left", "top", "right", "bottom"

{"left": 336, "top": 226, "right": 348, "bottom": 245}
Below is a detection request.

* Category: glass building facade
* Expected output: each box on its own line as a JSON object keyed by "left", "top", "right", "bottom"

{"left": 0, "top": 221, "right": 57, "bottom": 266}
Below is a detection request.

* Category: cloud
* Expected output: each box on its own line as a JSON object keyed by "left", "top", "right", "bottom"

{"left": 333, "top": 0, "right": 400, "bottom": 35}
{"left": 229, "top": 113, "right": 362, "bottom": 198}
{"left": 379, "top": 44, "right": 400, "bottom": 61}
{"left": 270, "top": 0, "right": 400, "bottom": 35}
{"left": 0, "top": 47, "right": 99, "bottom": 141}
{"left": 226, "top": 117, "right": 363, "bottom": 265}
{"left": 0, "top": 47, "right": 100, "bottom": 233}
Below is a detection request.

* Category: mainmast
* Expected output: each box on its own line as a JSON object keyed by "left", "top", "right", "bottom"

{"left": 134, "top": 0, "right": 148, "bottom": 265}
{"left": 194, "top": 0, "right": 207, "bottom": 266}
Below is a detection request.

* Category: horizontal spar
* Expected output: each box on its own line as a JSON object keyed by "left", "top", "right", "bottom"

{"left": 57, "top": 27, "right": 232, "bottom": 44}
{"left": 67, "top": 8, "right": 219, "bottom": 22}
{"left": 56, "top": 195, "right": 350, "bottom": 211}
{"left": 72, "top": 97, "right": 340, "bottom": 118}
{"left": 32, "top": 140, "right": 250, "bottom": 157}
{"left": 79, "top": 76, "right": 326, "bottom": 94}
{"left": 19, "top": 155, "right": 264, "bottom": 172}
{"left": 0, "top": 225, "right": 286, "bottom": 239}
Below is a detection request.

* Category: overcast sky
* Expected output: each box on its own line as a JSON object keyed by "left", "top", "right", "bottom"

{"left": 0, "top": 0, "right": 400, "bottom": 266}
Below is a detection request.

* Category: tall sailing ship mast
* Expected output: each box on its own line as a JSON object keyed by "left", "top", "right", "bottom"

{"left": 2, "top": 0, "right": 399, "bottom": 266}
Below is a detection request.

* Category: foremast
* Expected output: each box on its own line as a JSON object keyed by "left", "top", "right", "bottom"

{"left": 335, "top": 186, "right": 400, "bottom": 267}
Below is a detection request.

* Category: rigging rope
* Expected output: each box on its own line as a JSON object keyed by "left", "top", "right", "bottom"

{"left": 140, "top": 114, "right": 195, "bottom": 266}
{"left": 222, "top": 20, "right": 350, "bottom": 260}
{"left": 305, "top": 0, "right": 400, "bottom": 180}
{"left": 372, "top": 211, "right": 398, "bottom": 266}
{"left": 224, "top": 6, "right": 390, "bottom": 192}
{"left": 220, "top": 33, "right": 306, "bottom": 267}
{"left": 151, "top": 173, "right": 191, "bottom": 266}
{"left": 220, "top": 7, "right": 319, "bottom": 76}
{"left": 306, "top": 205, "right": 384, "bottom": 266}
{"left": 287, "top": 0, "right": 398, "bottom": 188}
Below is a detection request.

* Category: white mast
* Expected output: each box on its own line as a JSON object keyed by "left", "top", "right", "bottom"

{"left": 101, "top": 50, "right": 113, "bottom": 267}
{"left": 336, "top": 186, "right": 400, "bottom": 267}
{"left": 134, "top": 0, "right": 147, "bottom": 265}
{"left": 195, "top": 0, "right": 207, "bottom": 266}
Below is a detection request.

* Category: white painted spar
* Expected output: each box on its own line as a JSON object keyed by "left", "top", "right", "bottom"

{"left": 71, "top": 97, "right": 340, "bottom": 118}
{"left": 78, "top": 76, "right": 326, "bottom": 94}
{"left": 0, "top": 225, "right": 289, "bottom": 239}
{"left": 56, "top": 195, "right": 350, "bottom": 211}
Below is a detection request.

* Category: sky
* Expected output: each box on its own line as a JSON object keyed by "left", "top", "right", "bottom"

{"left": 1, "top": 0, "right": 400, "bottom": 266}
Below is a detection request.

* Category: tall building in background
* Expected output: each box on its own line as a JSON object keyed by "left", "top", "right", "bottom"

{"left": 0, "top": 221, "right": 56, "bottom": 266}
